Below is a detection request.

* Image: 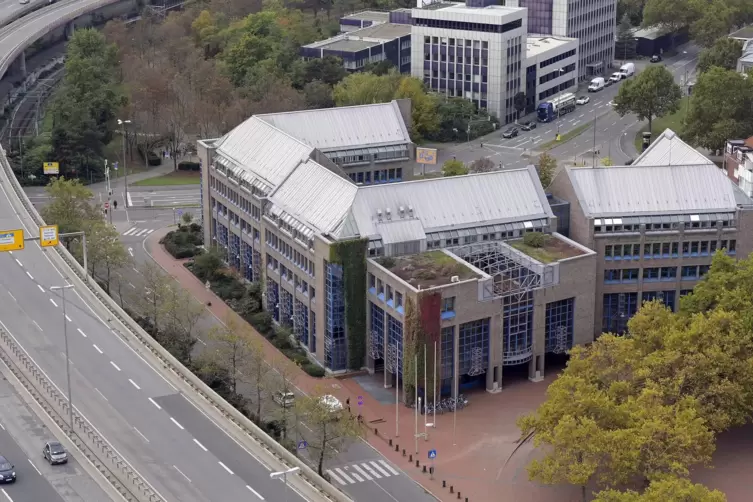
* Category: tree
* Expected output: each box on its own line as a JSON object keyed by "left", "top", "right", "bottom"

{"left": 303, "top": 80, "right": 335, "bottom": 109}
{"left": 469, "top": 157, "right": 496, "bottom": 173}
{"left": 332, "top": 70, "right": 402, "bottom": 106}
{"left": 362, "top": 59, "right": 395, "bottom": 76}
{"left": 268, "top": 355, "right": 299, "bottom": 441}
{"left": 291, "top": 56, "right": 347, "bottom": 89}
{"left": 40, "top": 177, "right": 98, "bottom": 234}
{"left": 135, "top": 261, "right": 172, "bottom": 331}
{"left": 394, "top": 77, "right": 439, "bottom": 141}
{"left": 513, "top": 91, "right": 526, "bottom": 121}
{"left": 642, "top": 0, "right": 696, "bottom": 49}
{"left": 296, "top": 391, "right": 362, "bottom": 476}
{"left": 537, "top": 152, "right": 557, "bottom": 188}
{"left": 80, "top": 220, "right": 129, "bottom": 294}
{"left": 158, "top": 282, "right": 204, "bottom": 364}
{"left": 690, "top": 0, "right": 733, "bottom": 48}
{"left": 698, "top": 37, "right": 744, "bottom": 73}
{"left": 593, "top": 477, "right": 727, "bottom": 502}
{"left": 209, "top": 315, "right": 255, "bottom": 394}
{"left": 612, "top": 65, "right": 682, "bottom": 136}
{"left": 246, "top": 334, "right": 269, "bottom": 420}
{"left": 615, "top": 15, "right": 637, "bottom": 61}
{"left": 441, "top": 159, "right": 469, "bottom": 177}
{"left": 684, "top": 66, "right": 753, "bottom": 152}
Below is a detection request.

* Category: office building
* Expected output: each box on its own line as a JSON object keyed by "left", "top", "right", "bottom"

{"left": 340, "top": 10, "right": 391, "bottom": 32}
{"left": 300, "top": 23, "right": 413, "bottom": 74}
{"left": 506, "top": 0, "right": 616, "bottom": 81}
{"left": 723, "top": 136, "right": 753, "bottom": 188}
{"left": 524, "top": 35, "right": 578, "bottom": 113}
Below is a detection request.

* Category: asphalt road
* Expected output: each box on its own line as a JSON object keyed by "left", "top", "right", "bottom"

{"left": 0, "top": 369, "right": 111, "bottom": 502}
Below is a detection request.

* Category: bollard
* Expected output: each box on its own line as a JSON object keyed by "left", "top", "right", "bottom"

{"left": 389, "top": 439, "right": 393, "bottom": 446}
{"left": 430, "top": 467, "right": 434, "bottom": 475}
{"left": 375, "top": 428, "right": 378, "bottom": 436}
{"left": 443, "top": 480, "right": 446, "bottom": 488}
{"left": 395, "top": 444, "right": 399, "bottom": 452}
{"left": 457, "top": 493, "right": 461, "bottom": 499}
{"left": 466, "top": 498, "right": 469, "bottom": 502}
{"left": 450, "top": 486, "right": 454, "bottom": 494}
{"left": 403, "top": 449, "right": 406, "bottom": 457}
{"left": 409, "top": 454, "right": 413, "bottom": 462}
{"left": 423, "top": 465, "right": 427, "bottom": 473}
{"left": 415, "top": 460, "right": 419, "bottom": 468}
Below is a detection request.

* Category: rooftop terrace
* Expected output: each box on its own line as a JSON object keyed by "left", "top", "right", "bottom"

{"left": 376, "top": 251, "right": 479, "bottom": 289}
{"left": 509, "top": 234, "right": 586, "bottom": 264}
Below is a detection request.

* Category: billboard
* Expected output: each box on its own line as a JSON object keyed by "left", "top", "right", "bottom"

{"left": 43, "top": 162, "right": 59, "bottom": 175}
{"left": 416, "top": 147, "right": 437, "bottom": 165}
{"left": 0, "top": 229, "right": 24, "bottom": 252}
{"left": 40, "top": 225, "right": 59, "bottom": 247}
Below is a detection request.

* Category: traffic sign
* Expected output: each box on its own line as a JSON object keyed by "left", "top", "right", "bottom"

{"left": 113, "top": 161, "right": 119, "bottom": 170}
{"left": 357, "top": 396, "right": 363, "bottom": 406}
{"left": 104, "top": 202, "right": 110, "bottom": 210}
{"left": 0, "top": 229, "right": 24, "bottom": 252}
{"left": 297, "top": 440, "right": 307, "bottom": 450}
{"left": 39, "top": 225, "right": 59, "bottom": 247}
{"left": 428, "top": 449, "right": 437, "bottom": 459}
{"left": 177, "top": 209, "right": 183, "bottom": 217}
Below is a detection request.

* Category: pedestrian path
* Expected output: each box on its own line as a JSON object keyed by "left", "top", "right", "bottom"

{"left": 326, "top": 460, "right": 400, "bottom": 485}
{"left": 122, "top": 226, "right": 155, "bottom": 237}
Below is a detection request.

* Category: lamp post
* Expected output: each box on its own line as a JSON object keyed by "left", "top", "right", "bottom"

{"left": 117, "top": 119, "right": 131, "bottom": 207}
{"left": 49, "top": 284, "right": 75, "bottom": 433}
{"left": 270, "top": 467, "right": 300, "bottom": 502}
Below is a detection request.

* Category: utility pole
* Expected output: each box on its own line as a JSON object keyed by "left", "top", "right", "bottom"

{"left": 118, "top": 119, "right": 131, "bottom": 207}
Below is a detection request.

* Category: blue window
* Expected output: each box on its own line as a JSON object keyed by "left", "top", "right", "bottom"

{"left": 279, "top": 288, "right": 293, "bottom": 328}
{"left": 660, "top": 266, "right": 677, "bottom": 281}
{"left": 440, "top": 327, "right": 454, "bottom": 393}
{"left": 602, "top": 292, "right": 638, "bottom": 334}
{"left": 311, "top": 310, "right": 316, "bottom": 352}
{"left": 370, "top": 302, "right": 385, "bottom": 358}
{"left": 503, "top": 292, "right": 533, "bottom": 365}
{"left": 294, "top": 299, "right": 309, "bottom": 346}
{"left": 441, "top": 296, "right": 456, "bottom": 320}
{"left": 642, "top": 291, "right": 676, "bottom": 311}
{"left": 266, "top": 279, "right": 280, "bottom": 322}
{"left": 643, "top": 267, "right": 660, "bottom": 282}
{"left": 604, "top": 269, "right": 620, "bottom": 284}
{"left": 242, "top": 241, "right": 254, "bottom": 281}
{"left": 681, "top": 266, "right": 698, "bottom": 280}
{"left": 228, "top": 232, "right": 241, "bottom": 270}
{"left": 387, "top": 313, "right": 403, "bottom": 377}
{"left": 545, "top": 298, "right": 574, "bottom": 353}
{"left": 458, "top": 319, "right": 489, "bottom": 376}
{"left": 325, "top": 262, "right": 347, "bottom": 371}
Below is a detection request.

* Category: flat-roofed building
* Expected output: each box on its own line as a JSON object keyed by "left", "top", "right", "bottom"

{"left": 340, "top": 10, "right": 391, "bottom": 32}
{"left": 524, "top": 34, "right": 578, "bottom": 113}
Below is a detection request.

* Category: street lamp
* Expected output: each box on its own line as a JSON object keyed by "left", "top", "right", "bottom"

{"left": 49, "top": 284, "right": 75, "bottom": 434}
{"left": 117, "top": 119, "right": 131, "bottom": 207}
{"left": 270, "top": 467, "right": 300, "bottom": 502}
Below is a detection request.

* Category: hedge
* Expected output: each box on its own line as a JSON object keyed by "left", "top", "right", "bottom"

{"left": 178, "top": 161, "right": 201, "bottom": 171}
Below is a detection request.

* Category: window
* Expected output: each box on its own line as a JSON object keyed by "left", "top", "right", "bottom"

{"left": 660, "top": 266, "right": 677, "bottom": 281}
{"left": 642, "top": 291, "right": 676, "bottom": 311}
{"left": 503, "top": 293, "right": 533, "bottom": 363}
{"left": 442, "top": 297, "right": 455, "bottom": 312}
{"left": 377, "top": 279, "right": 384, "bottom": 299}
{"left": 387, "top": 313, "right": 403, "bottom": 376}
{"left": 440, "top": 327, "right": 454, "bottom": 391}
{"left": 623, "top": 268, "right": 639, "bottom": 282}
{"left": 396, "top": 292, "right": 404, "bottom": 311}
{"left": 368, "top": 273, "right": 376, "bottom": 291}
{"left": 602, "top": 292, "right": 638, "bottom": 334}
{"left": 370, "top": 302, "right": 385, "bottom": 358}
{"left": 643, "top": 267, "right": 660, "bottom": 282}
{"left": 545, "top": 298, "right": 574, "bottom": 353}
{"left": 386, "top": 285, "right": 394, "bottom": 306}
{"left": 681, "top": 266, "right": 699, "bottom": 279}
{"left": 459, "top": 319, "right": 490, "bottom": 376}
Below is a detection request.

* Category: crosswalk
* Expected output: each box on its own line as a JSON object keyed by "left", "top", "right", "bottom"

{"left": 122, "top": 227, "right": 155, "bottom": 237}
{"left": 326, "top": 460, "right": 400, "bottom": 486}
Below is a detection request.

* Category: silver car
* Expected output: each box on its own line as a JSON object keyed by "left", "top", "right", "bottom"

{"left": 43, "top": 441, "right": 68, "bottom": 465}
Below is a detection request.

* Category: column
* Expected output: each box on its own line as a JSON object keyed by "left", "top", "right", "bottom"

{"left": 486, "top": 314, "right": 501, "bottom": 393}
{"left": 66, "top": 22, "right": 74, "bottom": 40}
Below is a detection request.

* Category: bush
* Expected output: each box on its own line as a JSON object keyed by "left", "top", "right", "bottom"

{"left": 522, "top": 232, "right": 549, "bottom": 248}
{"left": 302, "top": 363, "right": 325, "bottom": 378}
{"left": 178, "top": 161, "right": 201, "bottom": 171}
{"left": 192, "top": 248, "right": 224, "bottom": 281}
{"left": 211, "top": 275, "right": 246, "bottom": 301}
{"left": 249, "top": 311, "right": 273, "bottom": 335}
{"left": 272, "top": 330, "right": 293, "bottom": 351}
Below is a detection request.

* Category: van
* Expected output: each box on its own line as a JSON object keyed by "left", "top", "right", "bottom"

{"left": 620, "top": 62, "right": 635, "bottom": 78}
{"left": 609, "top": 72, "right": 623, "bottom": 83}
{"left": 588, "top": 77, "right": 605, "bottom": 92}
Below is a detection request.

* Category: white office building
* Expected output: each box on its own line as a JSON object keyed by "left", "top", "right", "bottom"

{"left": 523, "top": 35, "right": 578, "bottom": 113}
{"left": 411, "top": 1, "right": 527, "bottom": 122}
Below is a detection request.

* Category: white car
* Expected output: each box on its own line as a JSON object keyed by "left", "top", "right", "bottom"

{"left": 576, "top": 96, "right": 590, "bottom": 105}
{"left": 320, "top": 395, "right": 343, "bottom": 414}
{"left": 18, "top": 0, "right": 29, "bottom": 4}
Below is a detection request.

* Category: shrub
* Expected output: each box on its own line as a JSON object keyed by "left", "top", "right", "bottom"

{"left": 302, "top": 363, "right": 325, "bottom": 378}
{"left": 177, "top": 161, "right": 201, "bottom": 171}
{"left": 192, "top": 248, "right": 224, "bottom": 281}
{"left": 272, "top": 330, "right": 293, "bottom": 351}
{"left": 523, "top": 232, "right": 549, "bottom": 248}
{"left": 249, "top": 311, "right": 273, "bottom": 335}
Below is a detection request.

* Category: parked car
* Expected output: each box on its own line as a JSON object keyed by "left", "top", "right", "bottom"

{"left": 502, "top": 127, "right": 519, "bottom": 139}
{"left": 0, "top": 456, "right": 15, "bottom": 483}
{"left": 576, "top": 96, "right": 590, "bottom": 105}
{"left": 604, "top": 78, "right": 614, "bottom": 87}
{"left": 521, "top": 121, "right": 536, "bottom": 131}
{"left": 588, "top": 77, "right": 605, "bottom": 92}
{"left": 609, "top": 72, "right": 623, "bottom": 83}
{"left": 273, "top": 391, "right": 295, "bottom": 408}
{"left": 650, "top": 54, "right": 662, "bottom": 63}
{"left": 43, "top": 441, "right": 68, "bottom": 465}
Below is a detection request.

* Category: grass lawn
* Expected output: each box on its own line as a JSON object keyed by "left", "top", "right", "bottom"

{"left": 510, "top": 236, "right": 584, "bottom": 263}
{"left": 133, "top": 171, "right": 201, "bottom": 186}
{"left": 634, "top": 96, "right": 690, "bottom": 152}
{"left": 539, "top": 122, "right": 592, "bottom": 151}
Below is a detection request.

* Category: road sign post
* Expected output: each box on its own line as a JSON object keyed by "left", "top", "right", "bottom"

{"left": 428, "top": 449, "right": 436, "bottom": 480}
{"left": 42, "top": 161, "right": 59, "bottom": 175}
{"left": 0, "top": 229, "right": 24, "bottom": 251}
{"left": 297, "top": 440, "right": 307, "bottom": 451}
{"left": 39, "top": 225, "right": 59, "bottom": 247}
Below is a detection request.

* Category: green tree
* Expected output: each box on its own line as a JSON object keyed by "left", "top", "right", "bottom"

{"left": 593, "top": 477, "right": 727, "bottom": 502}
{"left": 612, "top": 65, "right": 682, "bottom": 136}
{"left": 690, "top": 0, "right": 733, "bottom": 48}
{"left": 394, "top": 77, "right": 439, "bottom": 141}
{"left": 615, "top": 14, "right": 637, "bottom": 61}
{"left": 209, "top": 315, "right": 255, "bottom": 395}
{"left": 441, "top": 159, "right": 469, "bottom": 176}
{"left": 268, "top": 355, "right": 299, "bottom": 441}
{"left": 291, "top": 56, "right": 347, "bottom": 88}
{"left": 698, "top": 37, "right": 744, "bottom": 73}
{"left": 332, "top": 70, "right": 402, "bottom": 106}
{"left": 40, "top": 177, "right": 98, "bottom": 234}
{"left": 362, "top": 59, "right": 395, "bottom": 76}
{"left": 684, "top": 66, "right": 753, "bottom": 151}
{"left": 537, "top": 152, "right": 557, "bottom": 188}
{"left": 303, "top": 80, "right": 335, "bottom": 109}
{"left": 296, "top": 391, "right": 362, "bottom": 476}
{"left": 642, "top": 0, "right": 696, "bottom": 48}
{"left": 79, "top": 220, "right": 129, "bottom": 294}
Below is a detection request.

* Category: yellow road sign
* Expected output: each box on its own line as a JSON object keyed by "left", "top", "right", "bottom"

{"left": 40, "top": 225, "right": 59, "bottom": 247}
{"left": 0, "top": 229, "right": 24, "bottom": 252}
{"left": 43, "top": 162, "right": 59, "bottom": 175}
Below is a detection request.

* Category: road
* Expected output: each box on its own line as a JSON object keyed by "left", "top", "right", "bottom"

{"left": 429, "top": 46, "right": 700, "bottom": 171}
{"left": 0, "top": 1, "right": 328, "bottom": 501}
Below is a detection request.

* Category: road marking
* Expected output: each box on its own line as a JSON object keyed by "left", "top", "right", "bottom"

{"left": 173, "top": 465, "right": 191, "bottom": 483}
{"left": 347, "top": 469, "right": 364, "bottom": 482}
{"left": 61, "top": 352, "right": 72, "bottom": 364}
{"left": 218, "top": 461, "right": 234, "bottom": 475}
{"left": 93, "top": 344, "right": 103, "bottom": 354}
{"left": 110, "top": 361, "right": 121, "bottom": 371}
{"left": 197, "top": 338, "right": 207, "bottom": 346}
{"left": 49, "top": 298, "right": 58, "bottom": 307}
{"left": 170, "top": 417, "right": 184, "bottom": 430}
{"left": 7, "top": 292, "right": 15, "bottom": 302}
{"left": 148, "top": 398, "right": 162, "bottom": 410}
{"left": 327, "top": 469, "right": 345, "bottom": 485}
{"left": 362, "top": 462, "right": 382, "bottom": 479}
{"left": 77, "top": 328, "right": 86, "bottom": 338}
{"left": 28, "top": 459, "right": 41, "bottom": 475}
{"left": 352, "top": 464, "right": 372, "bottom": 480}
{"left": 378, "top": 460, "right": 400, "bottom": 475}
{"left": 246, "top": 485, "right": 264, "bottom": 500}
{"left": 371, "top": 460, "right": 392, "bottom": 477}
{"left": 65, "top": 315, "right": 72, "bottom": 322}
{"left": 37, "top": 284, "right": 44, "bottom": 292}
{"left": 132, "top": 267, "right": 140, "bottom": 274}
{"left": 14, "top": 259, "right": 21, "bottom": 267}
{"left": 334, "top": 467, "right": 354, "bottom": 483}
{"left": 2, "top": 488, "right": 13, "bottom": 501}
{"left": 26, "top": 271, "right": 33, "bottom": 280}
{"left": 134, "top": 427, "right": 150, "bottom": 443}
{"left": 123, "top": 228, "right": 137, "bottom": 236}
{"left": 126, "top": 192, "right": 133, "bottom": 207}
{"left": 95, "top": 388, "right": 108, "bottom": 401}
{"left": 193, "top": 439, "right": 208, "bottom": 451}
{"left": 129, "top": 379, "right": 141, "bottom": 390}
{"left": 33, "top": 321, "right": 42, "bottom": 332}
{"left": 129, "top": 282, "right": 136, "bottom": 288}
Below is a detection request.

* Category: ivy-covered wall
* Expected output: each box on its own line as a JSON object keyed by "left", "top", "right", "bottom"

{"left": 330, "top": 239, "right": 368, "bottom": 370}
